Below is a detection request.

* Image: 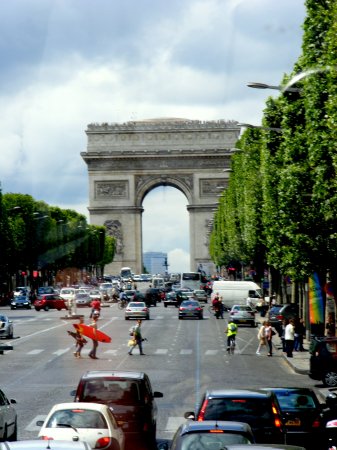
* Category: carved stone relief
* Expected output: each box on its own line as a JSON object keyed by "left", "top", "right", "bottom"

{"left": 200, "top": 179, "right": 228, "bottom": 197}
{"left": 95, "top": 181, "right": 129, "bottom": 199}
{"left": 104, "top": 220, "right": 124, "bottom": 255}
{"left": 135, "top": 174, "right": 193, "bottom": 194}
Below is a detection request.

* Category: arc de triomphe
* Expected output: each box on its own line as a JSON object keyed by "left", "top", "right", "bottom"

{"left": 81, "top": 118, "right": 240, "bottom": 275}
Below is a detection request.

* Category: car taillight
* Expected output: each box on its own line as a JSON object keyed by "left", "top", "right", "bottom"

{"left": 312, "top": 417, "right": 322, "bottom": 428}
{"left": 196, "top": 307, "right": 202, "bottom": 311}
{"left": 95, "top": 437, "right": 111, "bottom": 448}
{"left": 41, "top": 436, "right": 54, "bottom": 440}
{"left": 272, "top": 403, "right": 282, "bottom": 428}
{"left": 197, "top": 398, "right": 208, "bottom": 421}
{"left": 276, "top": 314, "right": 284, "bottom": 320}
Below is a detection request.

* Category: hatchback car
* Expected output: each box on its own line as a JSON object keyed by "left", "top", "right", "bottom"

{"left": 0, "top": 388, "right": 17, "bottom": 441}
{"left": 262, "top": 387, "right": 327, "bottom": 449}
{"left": 72, "top": 370, "right": 163, "bottom": 447}
{"left": 33, "top": 294, "right": 68, "bottom": 311}
{"left": 229, "top": 305, "right": 256, "bottom": 327}
{"left": 37, "top": 402, "right": 124, "bottom": 450}
{"left": 178, "top": 299, "right": 203, "bottom": 320}
{"left": 124, "top": 302, "right": 150, "bottom": 320}
{"left": 0, "top": 316, "right": 13, "bottom": 339}
{"left": 10, "top": 295, "right": 31, "bottom": 310}
{"left": 167, "top": 420, "right": 255, "bottom": 450}
{"left": 75, "top": 292, "right": 92, "bottom": 307}
{"left": 193, "top": 289, "right": 208, "bottom": 303}
{"left": 184, "top": 389, "right": 286, "bottom": 444}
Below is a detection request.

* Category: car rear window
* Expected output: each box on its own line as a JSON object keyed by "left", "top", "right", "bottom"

{"left": 180, "top": 433, "right": 251, "bottom": 449}
{"left": 46, "top": 408, "right": 108, "bottom": 429}
{"left": 82, "top": 379, "right": 142, "bottom": 405}
{"left": 274, "top": 392, "right": 316, "bottom": 410}
{"left": 203, "top": 398, "right": 275, "bottom": 427}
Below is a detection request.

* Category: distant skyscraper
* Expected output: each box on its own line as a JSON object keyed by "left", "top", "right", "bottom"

{"left": 143, "top": 251, "right": 167, "bottom": 274}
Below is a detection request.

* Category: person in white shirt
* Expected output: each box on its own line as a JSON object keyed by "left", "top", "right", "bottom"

{"left": 285, "top": 318, "right": 295, "bottom": 358}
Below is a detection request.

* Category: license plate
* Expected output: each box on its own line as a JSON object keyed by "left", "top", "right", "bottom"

{"left": 286, "top": 418, "right": 301, "bottom": 426}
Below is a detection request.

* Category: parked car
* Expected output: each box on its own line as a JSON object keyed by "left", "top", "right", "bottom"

{"left": 10, "top": 295, "right": 31, "bottom": 310}
{"left": 0, "top": 315, "right": 14, "bottom": 339}
{"left": 162, "top": 421, "right": 255, "bottom": 450}
{"left": 309, "top": 336, "right": 337, "bottom": 387}
{"left": 33, "top": 294, "right": 68, "bottom": 311}
{"left": 124, "top": 302, "right": 150, "bottom": 320}
{"left": 193, "top": 289, "right": 208, "bottom": 303}
{"left": 229, "top": 305, "right": 256, "bottom": 327}
{"left": 37, "top": 402, "right": 125, "bottom": 450}
{"left": 184, "top": 389, "right": 286, "bottom": 444}
{"left": 268, "top": 304, "right": 299, "bottom": 334}
{"left": 0, "top": 388, "right": 17, "bottom": 441}
{"left": 71, "top": 370, "right": 163, "bottom": 447}
{"left": 262, "top": 387, "right": 328, "bottom": 449}
{"left": 0, "top": 441, "right": 91, "bottom": 450}
{"left": 75, "top": 292, "right": 92, "bottom": 307}
{"left": 178, "top": 299, "right": 204, "bottom": 320}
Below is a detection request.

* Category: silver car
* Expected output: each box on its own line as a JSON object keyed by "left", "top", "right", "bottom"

{"left": 0, "top": 440, "right": 91, "bottom": 449}
{"left": 193, "top": 289, "right": 208, "bottom": 303}
{"left": 0, "top": 388, "right": 17, "bottom": 441}
{"left": 124, "top": 301, "right": 150, "bottom": 320}
{"left": 0, "top": 315, "right": 13, "bottom": 339}
{"left": 229, "top": 305, "right": 256, "bottom": 327}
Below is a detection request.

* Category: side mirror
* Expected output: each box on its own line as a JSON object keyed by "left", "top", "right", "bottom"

{"left": 36, "top": 420, "right": 44, "bottom": 427}
{"left": 70, "top": 389, "right": 76, "bottom": 397}
{"left": 10, "top": 399, "right": 16, "bottom": 405}
{"left": 184, "top": 411, "right": 195, "bottom": 420}
{"left": 154, "top": 391, "right": 164, "bottom": 398}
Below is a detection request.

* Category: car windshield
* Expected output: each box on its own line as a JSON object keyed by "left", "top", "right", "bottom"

{"left": 82, "top": 380, "right": 142, "bottom": 405}
{"left": 203, "top": 398, "right": 275, "bottom": 427}
{"left": 129, "top": 302, "right": 145, "bottom": 307}
{"left": 46, "top": 409, "right": 107, "bottom": 429}
{"left": 180, "top": 432, "right": 251, "bottom": 450}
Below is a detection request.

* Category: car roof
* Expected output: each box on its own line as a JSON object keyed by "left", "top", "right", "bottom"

{"left": 0, "top": 441, "right": 91, "bottom": 450}
{"left": 81, "top": 370, "right": 146, "bottom": 380}
{"left": 203, "top": 389, "right": 273, "bottom": 399}
{"left": 179, "top": 420, "right": 253, "bottom": 434}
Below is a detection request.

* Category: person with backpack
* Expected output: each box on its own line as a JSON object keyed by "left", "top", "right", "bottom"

{"left": 226, "top": 318, "right": 238, "bottom": 351}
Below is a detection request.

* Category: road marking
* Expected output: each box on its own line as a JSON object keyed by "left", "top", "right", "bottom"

{"left": 155, "top": 349, "right": 168, "bottom": 354}
{"left": 53, "top": 348, "right": 70, "bottom": 356}
{"left": 27, "top": 349, "right": 44, "bottom": 355}
{"left": 180, "top": 349, "right": 192, "bottom": 355}
{"left": 165, "top": 417, "right": 185, "bottom": 431}
{"left": 205, "top": 349, "right": 218, "bottom": 355}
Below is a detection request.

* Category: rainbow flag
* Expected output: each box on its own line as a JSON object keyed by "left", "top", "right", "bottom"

{"left": 308, "top": 272, "right": 324, "bottom": 335}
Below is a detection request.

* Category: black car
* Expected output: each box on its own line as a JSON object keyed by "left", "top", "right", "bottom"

{"left": 10, "top": 295, "right": 31, "bottom": 310}
{"left": 145, "top": 288, "right": 160, "bottom": 307}
{"left": 184, "top": 389, "right": 286, "bottom": 444}
{"left": 309, "top": 336, "right": 337, "bottom": 387}
{"left": 262, "top": 387, "right": 328, "bottom": 449}
{"left": 71, "top": 370, "right": 163, "bottom": 448}
{"left": 161, "top": 420, "right": 255, "bottom": 450}
{"left": 268, "top": 304, "right": 299, "bottom": 334}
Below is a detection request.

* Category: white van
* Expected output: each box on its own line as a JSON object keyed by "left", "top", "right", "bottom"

{"left": 152, "top": 277, "right": 165, "bottom": 289}
{"left": 211, "top": 281, "right": 262, "bottom": 309}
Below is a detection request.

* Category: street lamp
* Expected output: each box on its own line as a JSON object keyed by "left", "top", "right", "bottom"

{"left": 247, "top": 81, "right": 301, "bottom": 93}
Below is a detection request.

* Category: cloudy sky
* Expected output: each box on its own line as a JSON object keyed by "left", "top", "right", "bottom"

{"left": 0, "top": 0, "right": 306, "bottom": 273}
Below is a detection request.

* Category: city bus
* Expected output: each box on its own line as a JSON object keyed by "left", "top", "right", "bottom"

{"left": 181, "top": 271, "right": 207, "bottom": 291}
{"left": 120, "top": 267, "right": 132, "bottom": 281}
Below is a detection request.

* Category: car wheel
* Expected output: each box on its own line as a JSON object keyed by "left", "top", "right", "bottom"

{"left": 199, "top": 316, "right": 203, "bottom": 320}
{"left": 251, "top": 321, "right": 256, "bottom": 327}
{"left": 8, "top": 329, "right": 13, "bottom": 339}
{"left": 125, "top": 317, "right": 129, "bottom": 320}
{"left": 179, "top": 316, "right": 183, "bottom": 320}
{"left": 323, "top": 371, "right": 337, "bottom": 387}
{"left": 35, "top": 307, "right": 40, "bottom": 311}
{"left": 8, "top": 419, "right": 17, "bottom": 441}
{"left": 44, "top": 306, "right": 50, "bottom": 311}
{"left": 164, "top": 304, "right": 167, "bottom": 307}
{"left": 10, "top": 307, "right": 14, "bottom": 310}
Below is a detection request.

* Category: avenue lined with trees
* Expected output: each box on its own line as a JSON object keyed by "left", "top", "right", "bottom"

{"left": 209, "top": 0, "right": 337, "bottom": 306}
{"left": 0, "top": 190, "right": 115, "bottom": 298}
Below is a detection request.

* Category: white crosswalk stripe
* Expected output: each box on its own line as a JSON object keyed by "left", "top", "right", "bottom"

{"left": 27, "top": 349, "right": 44, "bottom": 355}
{"left": 22, "top": 347, "right": 227, "bottom": 356}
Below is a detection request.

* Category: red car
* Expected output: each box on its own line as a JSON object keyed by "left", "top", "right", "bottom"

{"left": 33, "top": 294, "right": 68, "bottom": 311}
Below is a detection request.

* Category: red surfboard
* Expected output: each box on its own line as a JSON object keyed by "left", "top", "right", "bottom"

{"left": 73, "top": 323, "right": 111, "bottom": 343}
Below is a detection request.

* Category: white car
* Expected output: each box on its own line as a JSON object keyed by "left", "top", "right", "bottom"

{"left": 59, "top": 288, "right": 76, "bottom": 302}
{"left": 0, "top": 440, "right": 91, "bottom": 450}
{"left": 0, "top": 388, "right": 17, "bottom": 441}
{"left": 37, "top": 402, "right": 125, "bottom": 450}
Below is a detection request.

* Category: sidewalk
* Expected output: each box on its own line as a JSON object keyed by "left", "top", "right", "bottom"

{"left": 256, "top": 316, "right": 310, "bottom": 375}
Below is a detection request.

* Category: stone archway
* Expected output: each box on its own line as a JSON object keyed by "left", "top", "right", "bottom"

{"left": 81, "top": 118, "right": 240, "bottom": 275}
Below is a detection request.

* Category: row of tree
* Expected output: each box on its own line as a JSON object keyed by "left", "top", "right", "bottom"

{"left": 0, "top": 190, "right": 116, "bottom": 293}
{"left": 209, "top": 0, "right": 337, "bottom": 301}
